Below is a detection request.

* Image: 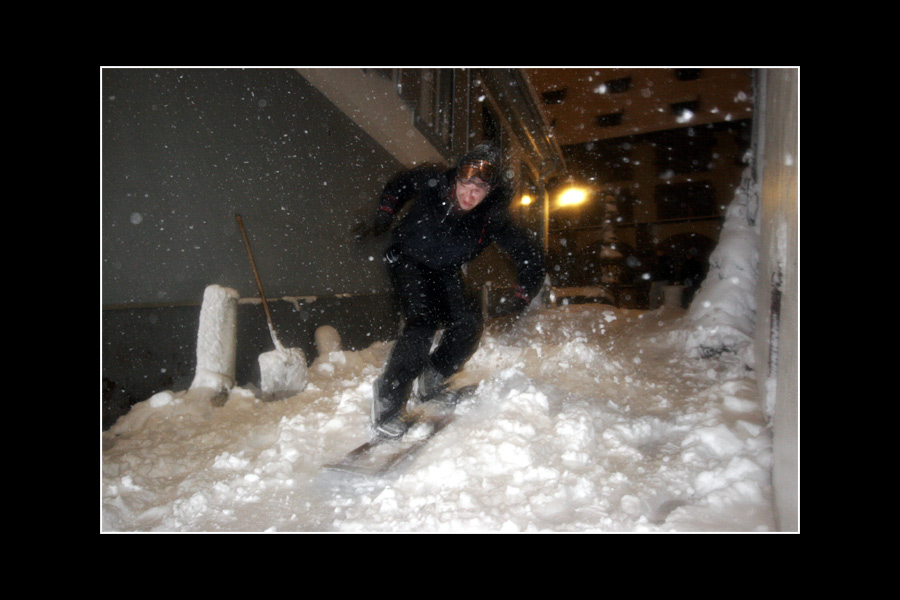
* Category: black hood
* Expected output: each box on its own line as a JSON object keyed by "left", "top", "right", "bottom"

{"left": 454, "top": 142, "right": 503, "bottom": 187}
{"left": 448, "top": 142, "right": 512, "bottom": 215}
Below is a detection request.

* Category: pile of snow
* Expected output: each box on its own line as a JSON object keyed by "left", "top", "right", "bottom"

{"left": 101, "top": 303, "right": 775, "bottom": 532}
{"left": 687, "top": 167, "right": 760, "bottom": 364}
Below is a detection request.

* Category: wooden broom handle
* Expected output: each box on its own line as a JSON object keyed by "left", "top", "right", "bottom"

{"left": 235, "top": 214, "right": 276, "bottom": 336}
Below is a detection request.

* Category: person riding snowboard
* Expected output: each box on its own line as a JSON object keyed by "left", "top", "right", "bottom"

{"left": 355, "top": 142, "right": 545, "bottom": 438}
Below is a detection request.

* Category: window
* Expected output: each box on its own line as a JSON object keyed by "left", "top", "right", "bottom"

{"left": 655, "top": 127, "right": 715, "bottom": 175}
{"left": 398, "top": 69, "right": 455, "bottom": 155}
{"left": 563, "top": 140, "right": 633, "bottom": 183}
{"left": 482, "top": 102, "right": 503, "bottom": 149}
{"left": 670, "top": 99, "right": 701, "bottom": 122}
{"left": 674, "top": 69, "right": 702, "bottom": 81}
{"left": 605, "top": 77, "right": 632, "bottom": 93}
{"left": 596, "top": 112, "right": 624, "bottom": 127}
{"left": 616, "top": 188, "right": 637, "bottom": 223}
{"left": 654, "top": 181, "right": 716, "bottom": 220}
{"left": 541, "top": 88, "right": 567, "bottom": 105}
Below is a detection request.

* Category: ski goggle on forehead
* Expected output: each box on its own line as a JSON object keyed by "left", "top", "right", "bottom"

{"left": 458, "top": 160, "right": 494, "bottom": 185}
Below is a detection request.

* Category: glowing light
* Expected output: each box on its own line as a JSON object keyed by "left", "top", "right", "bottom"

{"left": 520, "top": 194, "right": 533, "bottom": 206}
{"left": 558, "top": 187, "right": 588, "bottom": 207}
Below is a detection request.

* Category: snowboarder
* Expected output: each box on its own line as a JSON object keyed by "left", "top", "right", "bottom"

{"left": 355, "top": 142, "right": 545, "bottom": 438}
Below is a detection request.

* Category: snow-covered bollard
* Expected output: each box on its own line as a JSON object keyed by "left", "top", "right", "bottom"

{"left": 190, "top": 285, "right": 240, "bottom": 397}
{"left": 315, "top": 325, "right": 342, "bottom": 355}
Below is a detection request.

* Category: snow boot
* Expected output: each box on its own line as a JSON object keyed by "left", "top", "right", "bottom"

{"left": 374, "top": 410, "right": 411, "bottom": 439}
{"left": 416, "top": 361, "right": 449, "bottom": 401}
{"left": 372, "top": 376, "right": 411, "bottom": 439}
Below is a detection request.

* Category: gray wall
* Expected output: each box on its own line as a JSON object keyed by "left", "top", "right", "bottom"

{"left": 102, "top": 68, "right": 402, "bottom": 305}
{"left": 754, "top": 68, "right": 799, "bottom": 532}
{"left": 102, "top": 68, "right": 409, "bottom": 428}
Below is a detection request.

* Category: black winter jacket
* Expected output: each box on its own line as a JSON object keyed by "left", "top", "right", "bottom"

{"left": 375, "top": 165, "right": 545, "bottom": 301}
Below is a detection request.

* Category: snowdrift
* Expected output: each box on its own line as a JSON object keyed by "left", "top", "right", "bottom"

{"left": 102, "top": 304, "right": 775, "bottom": 532}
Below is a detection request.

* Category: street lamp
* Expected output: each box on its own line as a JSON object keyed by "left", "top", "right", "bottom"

{"left": 558, "top": 186, "right": 588, "bottom": 207}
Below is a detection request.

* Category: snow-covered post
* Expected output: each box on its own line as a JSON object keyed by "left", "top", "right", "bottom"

{"left": 190, "top": 284, "right": 240, "bottom": 396}
{"left": 315, "top": 325, "right": 342, "bottom": 355}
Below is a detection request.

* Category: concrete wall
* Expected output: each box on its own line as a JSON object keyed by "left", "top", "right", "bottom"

{"left": 102, "top": 69, "right": 407, "bottom": 427}
{"left": 754, "top": 68, "right": 799, "bottom": 532}
{"left": 102, "top": 68, "right": 401, "bottom": 305}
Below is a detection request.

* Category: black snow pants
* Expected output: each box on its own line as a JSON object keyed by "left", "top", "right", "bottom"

{"left": 378, "top": 253, "right": 483, "bottom": 407}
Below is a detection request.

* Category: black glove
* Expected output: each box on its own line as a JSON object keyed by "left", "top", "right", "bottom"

{"left": 493, "top": 287, "right": 530, "bottom": 317}
{"left": 351, "top": 213, "right": 392, "bottom": 241}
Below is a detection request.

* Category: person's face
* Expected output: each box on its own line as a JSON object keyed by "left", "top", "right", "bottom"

{"left": 455, "top": 178, "right": 490, "bottom": 211}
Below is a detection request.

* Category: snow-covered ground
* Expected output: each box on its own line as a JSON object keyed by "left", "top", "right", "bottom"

{"left": 101, "top": 301, "right": 775, "bottom": 533}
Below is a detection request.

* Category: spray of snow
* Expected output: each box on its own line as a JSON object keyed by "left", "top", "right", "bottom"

{"left": 102, "top": 298, "right": 774, "bottom": 532}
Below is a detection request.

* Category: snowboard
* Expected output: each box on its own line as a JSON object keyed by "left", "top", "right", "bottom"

{"left": 322, "top": 384, "right": 478, "bottom": 477}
